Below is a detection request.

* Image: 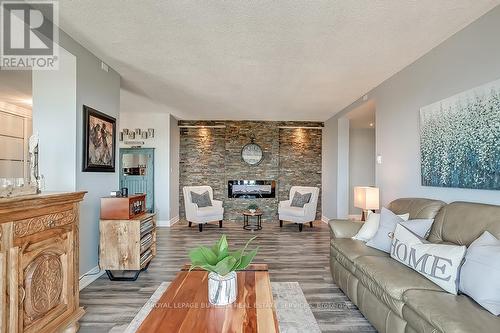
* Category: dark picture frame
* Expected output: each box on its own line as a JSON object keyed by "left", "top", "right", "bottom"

{"left": 82, "top": 105, "right": 116, "bottom": 172}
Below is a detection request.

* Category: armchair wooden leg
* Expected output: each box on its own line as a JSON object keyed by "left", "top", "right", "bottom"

{"left": 188, "top": 221, "right": 192, "bottom": 227}
{"left": 219, "top": 220, "right": 223, "bottom": 228}
{"left": 310, "top": 221, "right": 313, "bottom": 228}
{"left": 199, "top": 224, "right": 203, "bottom": 232}
{"left": 299, "top": 224, "right": 303, "bottom": 232}
{"left": 279, "top": 220, "right": 283, "bottom": 228}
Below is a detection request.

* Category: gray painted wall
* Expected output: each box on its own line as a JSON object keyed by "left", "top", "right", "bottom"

{"left": 323, "top": 6, "right": 500, "bottom": 215}
{"left": 59, "top": 31, "right": 121, "bottom": 276}
{"left": 348, "top": 128, "right": 376, "bottom": 215}
{"left": 322, "top": 117, "right": 338, "bottom": 219}
{"left": 33, "top": 47, "right": 77, "bottom": 192}
{"left": 169, "top": 114, "right": 180, "bottom": 220}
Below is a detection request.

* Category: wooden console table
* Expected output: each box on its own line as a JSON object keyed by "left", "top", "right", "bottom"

{"left": 99, "top": 213, "right": 157, "bottom": 281}
{"left": 0, "top": 192, "right": 86, "bottom": 333}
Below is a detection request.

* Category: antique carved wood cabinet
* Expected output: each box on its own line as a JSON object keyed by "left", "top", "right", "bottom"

{"left": 0, "top": 192, "right": 86, "bottom": 333}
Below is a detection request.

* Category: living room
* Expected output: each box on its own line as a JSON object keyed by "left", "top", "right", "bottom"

{"left": 0, "top": 1, "right": 499, "bottom": 333}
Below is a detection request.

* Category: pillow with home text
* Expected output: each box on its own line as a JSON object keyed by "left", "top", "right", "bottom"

{"left": 390, "top": 224, "right": 466, "bottom": 294}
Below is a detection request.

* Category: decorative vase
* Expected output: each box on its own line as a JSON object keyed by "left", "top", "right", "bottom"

{"left": 208, "top": 271, "right": 237, "bottom": 305}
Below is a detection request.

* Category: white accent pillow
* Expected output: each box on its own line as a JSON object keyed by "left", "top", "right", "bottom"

{"left": 459, "top": 231, "right": 500, "bottom": 315}
{"left": 353, "top": 210, "right": 410, "bottom": 242}
{"left": 391, "top": 224, "right": 466, "bottom": 294}
{"left": 366, "top": 208, "right": 434, "bottom": 253}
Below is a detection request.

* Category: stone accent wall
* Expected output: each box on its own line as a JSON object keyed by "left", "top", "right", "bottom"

{"left": 179, "top": 121, "right": 323, "bottom": 222}
{"left": 278, "top": 128, "right": 322, "bottom": 219}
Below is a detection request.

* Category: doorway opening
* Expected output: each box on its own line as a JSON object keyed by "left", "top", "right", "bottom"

{"left": 0, "top": 70, "right": 33, "bottom": 182}
{"left": 336, "top": 100, "right": 376, "bottom": 219}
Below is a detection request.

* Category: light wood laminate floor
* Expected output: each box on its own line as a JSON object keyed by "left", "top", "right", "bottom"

{"left": 79, "top": 220, "right": 374, "bottom": 333}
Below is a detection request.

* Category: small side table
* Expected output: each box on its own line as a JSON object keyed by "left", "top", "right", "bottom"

{"left": 243, "top": 210, "right": 263, "bottom": 231}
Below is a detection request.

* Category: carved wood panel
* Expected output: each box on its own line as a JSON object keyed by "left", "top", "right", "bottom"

{"left": 14, "top": 209, "right": 76, "bottom": 238}
{"left": 23, "top": 252, "right": 63, "bottom": 326}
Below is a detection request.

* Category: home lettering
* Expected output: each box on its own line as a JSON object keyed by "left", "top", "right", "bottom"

{"left": 391, "top": 238, "right": 452, "bottom": 281}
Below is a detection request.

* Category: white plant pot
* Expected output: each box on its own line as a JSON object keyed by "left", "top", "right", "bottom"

{"left": 208, "top": 271, "right": 237, "bottom": 305}
{"left": 249, "top": 209, "right": 256, "bottom": 213}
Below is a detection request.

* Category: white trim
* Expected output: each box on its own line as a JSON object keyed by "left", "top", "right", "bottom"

{"left": 157, "top": 215, "right": 180, "bottom": 227}
{"left": 321, "top": 215, "right": 330, "bottom": 223}
{"left": 79, "top": 265, "right": 104, "bottom": 291}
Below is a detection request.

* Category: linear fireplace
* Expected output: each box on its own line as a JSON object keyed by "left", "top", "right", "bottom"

{"left": 228, "top": 180, "right": 276, "bottom": 198}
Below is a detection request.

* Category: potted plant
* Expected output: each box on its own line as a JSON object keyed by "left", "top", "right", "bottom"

{"left": 247, "top": 203, "right": 258, "bottom": 213}
{"left": 189, "top": 235, "right": 258, "bottom": 305}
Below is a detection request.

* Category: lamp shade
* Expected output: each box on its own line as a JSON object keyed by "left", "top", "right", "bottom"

{"left": 354, "top": 187, "right": 380, "bottom": 210}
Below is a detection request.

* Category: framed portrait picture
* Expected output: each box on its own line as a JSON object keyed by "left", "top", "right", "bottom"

{"left": 82, "top": 105, "right": 116, "bottom": 172}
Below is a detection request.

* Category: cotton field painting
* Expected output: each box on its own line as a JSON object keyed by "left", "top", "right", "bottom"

{"left": 420, "top": 79, "right": 500, "bottom": 190}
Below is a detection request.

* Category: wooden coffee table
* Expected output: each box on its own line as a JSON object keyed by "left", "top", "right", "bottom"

{"left": 136, "top": 264, "right": 279, "bottom": 332}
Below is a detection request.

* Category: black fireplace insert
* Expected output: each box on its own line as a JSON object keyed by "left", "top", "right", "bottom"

{"left": 228, "top": 180, "right": 276, "bottom": 198}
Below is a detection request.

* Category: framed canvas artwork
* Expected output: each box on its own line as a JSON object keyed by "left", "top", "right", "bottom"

{"left": 420, "top": 78, "right": 500, "bottom": 190}
{"left": 83, "top": 105, "right": 116, "bottom": 172}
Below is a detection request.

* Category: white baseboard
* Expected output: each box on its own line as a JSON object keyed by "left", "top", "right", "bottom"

{"left": 157, "top": 215, "right": 180, "bottom": 227}
{"left": 321, "top": 215, "right": 330, "bottom": 223}
{"left": 79, "top": 265, "right": 104, "bottom": 291}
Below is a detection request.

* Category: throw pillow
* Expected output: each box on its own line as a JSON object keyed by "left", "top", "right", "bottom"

{"left": 401, "top": 218, "right": 435, "bottom": 239}
{"left": 391, "top": 224, "right": 466, "bottom": 294}
{"left": 191, "top": 191, "right": 212, "bottom": 207}
{"left": 290, "top": 192, "right": 312, "bottom": 208}
{"left": 366, "top": 207, "right": 434, "bottom": 252}
{"left": 353, "top": 210, "right": 410, "bottom": 242}
{"left": 459, "top": 231, "right": 500, "bottom": 315}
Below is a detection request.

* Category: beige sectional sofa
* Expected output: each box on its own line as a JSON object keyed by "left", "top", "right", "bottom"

{"left": 329, "top": 198, "right": 500, "bottom": 333}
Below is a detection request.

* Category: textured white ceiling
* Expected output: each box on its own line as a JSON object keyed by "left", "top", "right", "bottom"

{"left": 58, "top": 1, "right": 499, "bottom": 121}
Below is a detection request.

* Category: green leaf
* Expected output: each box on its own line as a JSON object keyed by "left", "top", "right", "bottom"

{"left": 216, "top": 247, "right": 229, "bottom": 262}
{"left": 240, "top": 236, "right": 257, "bottom": 256}
{"left": 217, "top": 235, "right": 228, "bottom": 254}
{"left": 189, "top": 248, "right": 207, "bottom": 266}
{"left": 190, "top": 263, "right": 217, "bottom": 273}
{"left": 214, "top": 256, "right": 237, "bottom": 276}
{"left": 235, "top": 248, "right": 258, "bottom": 271}
{"left": 200, "top": 247, "right": 218, "bottom": 265}
{"left": 211, "top": 243, "right": 219, "bottom": 257}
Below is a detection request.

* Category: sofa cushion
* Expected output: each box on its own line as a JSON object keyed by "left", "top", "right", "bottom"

{"left": 278, "top": 206, "right": 305, "bottom": 217}
{"left": 331, "top": 238, "right": 388, "bottom": 262}
{"left": 196, "top": 206, "right": 222, "bottom": 217}
{"left": 387, "top": 198, "right": 445, "bottom": 220}
{"left": 403, "top": 289, "right": 500, "bottom": 333}
{"left": 428, "top": 201, "right": 500, "bottom": 246}
{"left": 353, "top": 255, "right": 444, "bottom": 316}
